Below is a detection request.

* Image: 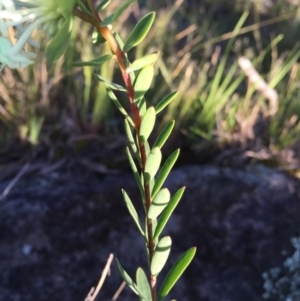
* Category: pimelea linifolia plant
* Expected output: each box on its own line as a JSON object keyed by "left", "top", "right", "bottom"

{"left": 0, "top": 1, "right": 196, "bottom": 300}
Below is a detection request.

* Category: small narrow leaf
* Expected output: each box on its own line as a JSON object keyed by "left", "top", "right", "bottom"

{"left": 153, "top": 121, "right": 175, "bottom": 149}
{"left": 127, "top": 52, "right": 159, "bottom": 73}
{"left": 96, "top": 0, "right": 111, "bottom": 11}
{"left": 140, "top": 106, "right": 156, "bottom": 143}
{"left": 144, "top": 140, "right": 151, "bottom": 156}
{"left": 124, "top": 120, "right": 141, "bottom": 163}
{"left": 73, "top": 54, "right": 112, "bottom": 67}
{"left": 107, "top": 89, "right": 134, "bottom": 126}
{"left": 92, "top": 30, "right": 106, "bottom": 44}
{"left": 148, "top": 188, "right": 170, "bottom": 220}
{"left": 94, "top": 74, "right": 126, "bottom": 92}
{"left": 123, "top": 12, "right": 156, "bottom": 52}
{"left": 144, "top": 147, "right": 162, "bottom": 183}
{"left": 134, "top": 65, "right": 154, "bottom": 100}
{"left": 126, "top": 147, "right": 144, "bottom": 198}
{"left": 151, "top": 236, "right": 172, "bottom": 276}
{"left": 121, "top": 189, "right": 144, "bottom": 236}
{"left": 158, "top": 247, "right": 197, "bottom": 301}
{"left": 151, "top": 149, "right": 180, "bottom": 198}
{"left": 136, "top": 268, "right": 152, "bottom": 301}
{"left": 101, "top": 0, "right": 134, "bottom": 26}
{"left": 116, "top": 259, "right": 148, "bottom": 300}
{"left": 154, "top": 187, "right": 185, "bottom": 240}
{"left": 155, "top": 91, "right": 179, "bottom": 114}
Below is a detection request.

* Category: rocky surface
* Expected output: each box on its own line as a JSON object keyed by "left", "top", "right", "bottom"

{"left": 1, "top": 164, "right": 300, "bottom": 301}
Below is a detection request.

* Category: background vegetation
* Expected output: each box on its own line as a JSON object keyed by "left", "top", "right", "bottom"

{"left": 1, "top": 0, "right": 300, "bottom": 172}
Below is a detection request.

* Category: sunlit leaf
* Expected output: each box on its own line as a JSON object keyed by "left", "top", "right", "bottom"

{"left": 155, "top": 91, "right": 179, "bottom": 114}
{"left": 73, "top": 54, "right": 112, "bottom": 67}
{"left": 151, "top": 236, "right": 172, "bottom": 276}
{"left": 92, "top": 30, "right": 106, "bottom": 44}
{"left": 127, "top": 52, "right": 159, "bottom": 73}
{"left": 140, "top": 106, "right": 156, "bottom": 143}
{"left": 134, "top": 65, "right": 154, "bottom": 100}
{"left": 153, "top": 120, "right": 175, "bottom": 149}
{"left": 136, "top": 268, "right": 152, "bottom": 301}
{"left": 154, "top": 187, "right": 185, "bottom": 240}
{"left": 144, "top": 147, "right": 162, "bottom": 183}
{"left": 151, "top": 149, "right": 180, "bottom": 198}
{"left": 158, "top": 247, "right": 196, "bottom": 301}
{"left": 148, "top": 188, "right": 170, "bottom": 220}
{"left": 123, "top": 12, "right": 156, "bottom": 52}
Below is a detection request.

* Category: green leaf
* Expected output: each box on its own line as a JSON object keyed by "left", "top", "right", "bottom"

{"left": 94, "top": 74, "right": 126, "bottom": 92}
{"left": 107, "top": 89, "right": 134, "bottom": 126}
{"left": 122, "top": 189, "right": 144, "bottom": 236}
{"left": 92, "top": 30, "right": 106, "bottom": 44}
{"left": 136, "top": 268, "right": 152, "bottom": 301}
{"left": 158, "top": 247, "right": 197, "bottom": 301}
{"left": 116, "top": 259, "right": 148, "bottom": 300}
{"left": 55, "top": 0, "right": 77, "bottom": 18}
{"left": 134, "top": 65, "right": 154, "bottom": 100}
{"left": 101, "top": 0, "right": 135, "bottom": 26}
{"left": 124, "top": 120, "right": 140, "bottom": 163}
{"left": 151, "top": 149, "right": 180, "bottom": 198}
{"left": 140, "top": 106, "right": 156, "bottom": 143}
{"left": 136, "top": 97, "right": 147, "bottom": 116}
{"left": 126, "top": 147, "right": 144, "bottom": 198}
{"left": 73, "top": 54, "right": 112, "bottom": 67}
{"left": 127, "top": 52, "right": 159, "bottom": 73}
{"left": 154, "top": 187, "right": 185, "bottom": 240}
{"left": 155, "top": 91, "right": 179, "bottom": 114}
{"left": 153, "top": 120, "right": 175, "bottom": 149}
{"left": 123, "top": 12, "right": 156, "bottom": 52}
{"left": 151, "top": 236, "right": 172, "bottom": 276}
{"left": 148, "top": 188, "right": 170, "bottom": 220}
{"left": 96, "top": 0, "right": 111, "bottom": 11}
{"left": 144, "top": 147, "right": 162, "bottom": 184}
{"left": 45, "top": 16, "right": 73, "bottom": 69}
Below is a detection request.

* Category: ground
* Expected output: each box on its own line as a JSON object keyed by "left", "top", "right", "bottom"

{"left": 1, "top": 162, "right": 300, "bottom": 301}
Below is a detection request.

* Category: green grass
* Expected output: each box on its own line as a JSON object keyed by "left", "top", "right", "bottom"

{"left": 1, "top": 0, "right": 300, "bottom": 168}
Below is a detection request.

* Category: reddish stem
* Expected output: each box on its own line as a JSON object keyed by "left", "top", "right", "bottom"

{"left": 74, "top": 5, "right": 156, "bottom": 300}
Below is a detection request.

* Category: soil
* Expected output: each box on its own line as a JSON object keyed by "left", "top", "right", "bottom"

{"left": 1, "top": 163, "right": 300, "bottom": 301}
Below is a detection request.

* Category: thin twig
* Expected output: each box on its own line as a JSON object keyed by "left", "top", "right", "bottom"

{"left": 0, "top": 162, "right": 30, "bottom": 201}
{"left": 111, "top": 281, "right": 126, "bottom": 301}
{"left": 84, "top": 253, "right": 114, "bottom": 301}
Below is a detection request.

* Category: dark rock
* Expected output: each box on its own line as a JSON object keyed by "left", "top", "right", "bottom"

{"left": 0, "top": 165, "right": 300, "bottom": 301}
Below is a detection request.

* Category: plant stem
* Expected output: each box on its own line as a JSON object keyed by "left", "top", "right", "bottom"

{"left": 74, "top": 4, "right": 157, "bottom": 300}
